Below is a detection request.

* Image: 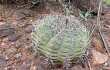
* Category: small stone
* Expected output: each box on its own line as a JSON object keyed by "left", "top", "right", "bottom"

{"left": 14, "top": 12, "right": 26, "bottom": 20}
{"left": 30, "top": 66, "right": 36, "bottom": 70}
{"left": 0, "top": 56, "right": 6, "bottom": 70}
{"left": 91, "top": 49, "right": 108, "bottom": 66}
{"left": 8, "top": 33, "right": 21, "bottom": 42}
{"left": 0, "top": 24, "right": 15, "bottom": 38}
{"left": 92, "top": 37, "right": 106, "bottom": 53}
{"left": 0, "top": 29, "right": 15, "bottom": 38}
{"left": 26, "top": 25, "right": 35, "bottom": 33}
{"left": 14, "top": 9, "right": 30, "bottom": 20}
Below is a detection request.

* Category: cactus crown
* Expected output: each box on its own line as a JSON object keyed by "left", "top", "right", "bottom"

{"left": 32, "top": 14, "right": 89, "bottom": 66}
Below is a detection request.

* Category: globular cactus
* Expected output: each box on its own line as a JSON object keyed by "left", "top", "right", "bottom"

{"left": 32, "top": 14, "right": 89, "bottom": 68}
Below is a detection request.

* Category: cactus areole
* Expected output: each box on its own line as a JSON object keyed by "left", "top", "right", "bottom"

{"left": 32, "top": 14, "right": 89, "bottom": 65}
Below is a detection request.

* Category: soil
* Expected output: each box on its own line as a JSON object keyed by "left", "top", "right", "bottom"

{"left": 0, "top": 1, "right": 110, "bottom": 70}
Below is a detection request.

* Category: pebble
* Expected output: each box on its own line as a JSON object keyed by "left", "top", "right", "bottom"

{"left": 26, "top": 25, "right": 35, "bottom": 33}
{"left": 14, "top": 9, "right": 30, "bottom": 20}
{"left": 8, "top": 33, "right": 21, "bottom": 42}
{"left": 0, "top": 24, "right": 15, "bottom": 38}
{"left": 92, "top": 37, "right": 106, "bottom": 53}
{"left": 30, "top": 66, "right": 36, "bottom": 70}
{"left": 0, "top": 28, "right": 15, "bottom": 38}
{"left": 91, "top": 49, "right": 108, "bottom": 66}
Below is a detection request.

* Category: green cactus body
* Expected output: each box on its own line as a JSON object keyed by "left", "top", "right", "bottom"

{"left": 32, "top": 14, "right": 89, "bottom": 65}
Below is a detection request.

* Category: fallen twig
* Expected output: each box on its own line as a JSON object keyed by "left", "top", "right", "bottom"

{"left": 84, "top": 54, "right": 92, "bottom": 70}
{"left": 96, "top": 0, "right": 110, "bottom": 56}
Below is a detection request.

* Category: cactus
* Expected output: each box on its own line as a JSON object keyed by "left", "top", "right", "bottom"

{"left": 32, "top": 14, "right": 89, "bottom": 67}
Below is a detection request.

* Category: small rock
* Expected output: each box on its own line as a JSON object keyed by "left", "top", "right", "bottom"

{"left": 0, "top": 24, "right": 15, "bottom": 38}
{"left": 26, "top": 25, "right": 35, "bottom": 33}
{"left": 91, "top": 49, "right": 108, "bottom": 66}
{"left": 92, "top": 37, "right": 106, "bottom": 53}
{"left": 30, "top": 66, "right": 36, "bottom": 70}
{"left": 17, "top": 66, "right": 29, "bottom": 70}
{"left": 8, "top": 33, "right": 21, "bottom": 42}
{"left": 0, "top": 28, "right": 15, "bottom": 38}
{"left": 0, "top": 56, "right": 6, "bottom": 70}
{"left": 14, "top": 12, "right": 26, "bottom": 20}
{"left": 0, "top": 24, "right": 14, "bottom": 29}
{"left": 14, "top": 9, "right": 30, "bottom": 20}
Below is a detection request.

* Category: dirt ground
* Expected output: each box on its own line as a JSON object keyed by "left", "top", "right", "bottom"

{"left": 0, "top": 2, "right": 110, "bottom": 70}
